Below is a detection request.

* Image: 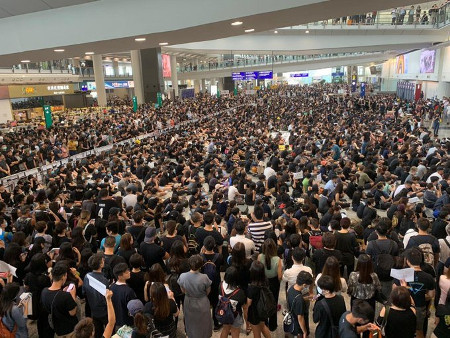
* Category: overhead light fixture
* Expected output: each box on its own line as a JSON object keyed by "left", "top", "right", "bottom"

{"left": 159, "top": 42, "right": 168, "bottom": 46}
{"left": 305, "top": 30, "right": 310, "bottom": 33}
{"left": 85, "top": 52, "right": 94, "bottom": 55}
{"left": 245, "top": 28, "right": 255, "bottom": 33}
{"left": 21, "top": 60, "right": 30, "bottom": 63}
{"left": 231, "top": 21, "right": 243, "bottom": 26}
{"left": 54, "top": 49, "right": 65, "bottom": 52}
{"left": 135, "top": 37, "right": 146, "bottom": 42}
{"left": 274, "top": 30, "right": 278, "bottom": 34}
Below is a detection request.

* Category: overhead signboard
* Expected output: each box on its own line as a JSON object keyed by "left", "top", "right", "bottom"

{"left": 332, "top": 72, "right": 345, "bottom": 77}
{"left": 8, "top": 84, "right": 76, "bottom": 98}
{"left": 290, "top": 73, "right": 309, "bottom": 77}
{"left": 232, "top": 71, "right": 273, "bottom": 80}
{"left": 86, "top": 81, "right": 134, "bottom": 90}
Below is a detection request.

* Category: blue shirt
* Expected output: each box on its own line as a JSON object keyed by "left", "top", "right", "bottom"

{"left": 100, "top": 234, "right": 121, "bottom": 252}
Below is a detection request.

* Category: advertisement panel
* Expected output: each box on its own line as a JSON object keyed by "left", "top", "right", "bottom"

{"left": 162, "top": 54, "right": 171, "bottom": 78}
{"left": 419, "top": 50, "right": 436, "bottom": 73}
{"left": 8, "top": 84, "right": 76, "bottom": 98}
{"left": 86, "top": 81, "right": 134, "bottom": 90}
{"left": 231, "top": 71, "right": 273, "bottom": 80}
{"left": 395, "top": 54, "right": 409, "bottom": 74}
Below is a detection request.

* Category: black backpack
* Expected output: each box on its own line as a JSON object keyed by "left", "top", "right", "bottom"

{"left": 187, "top": 225, "right": 199, "bottom": 256}
{"left": 373, "top": 241, "right": 395, "bottom": 281}
{"left": 166, "top": 268, "right": 183, "bottom": 298}
{"left": 256, "top": 286, "right": 277, "bottom": 319}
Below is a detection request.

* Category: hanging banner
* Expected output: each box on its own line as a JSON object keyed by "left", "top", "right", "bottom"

{"left": 132, "top": 96, "right": 138, "bottom": 112}
{"left": 43, "top": 105, "right": 53, "bottom": 128}
{"left": 360, "top": 82, "right": 366, "bottom": 97}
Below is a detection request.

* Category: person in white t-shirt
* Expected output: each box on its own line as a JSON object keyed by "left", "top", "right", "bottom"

{"left": 229, "top": 220, "right": 255, "bottom": 259}
{"left": 282, "top": 247, "right": 313, "bottom": 290}
{"left": 227, "top": 181, "right": 240, "bottom": 201}
{"left": 263, "top": 165, "right": 276, "bottom": 180}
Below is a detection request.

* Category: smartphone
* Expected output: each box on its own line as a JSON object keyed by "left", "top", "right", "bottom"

{"left": 66, "top": 283, "right": 75, "bottom": 293}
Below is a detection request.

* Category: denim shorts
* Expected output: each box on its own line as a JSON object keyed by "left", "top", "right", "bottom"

{"left": 232, "top": 314, "right": 244, "bottom": 328}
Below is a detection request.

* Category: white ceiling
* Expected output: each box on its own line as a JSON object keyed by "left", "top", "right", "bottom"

{"left": 0, "top": 0, "right": 98, "bottom": 18}
{"left": 0, "top": 0, "right": 437, "bottom": 66}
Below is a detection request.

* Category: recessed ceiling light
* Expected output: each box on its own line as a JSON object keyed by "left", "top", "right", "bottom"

{"left": 54, "top": 49, "right": 65, "bottom": 52}
{"left": 159, "top": 42, "right": 168, "bottom": 46}
{"left": 135, "top": 37, "right": 146, "bottom": 42}
{"left": 85, "top": 52, "right": 94, "bottom": 55}
{"left": 231, "top": 21, "right": 243, "bottom": 26}
{"left": 21, "top": 60, "right": 30, "bottom": 63}
{"left": 305, "top": 30, "right": 310, "bottom": 33}
{"left": 245, "top": 28, "right": 255, "bottom": 33}
{"left": 274, "top": 30, "right": 278, "bottom": 34}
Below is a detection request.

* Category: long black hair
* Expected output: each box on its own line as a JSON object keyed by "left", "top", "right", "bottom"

{"left": 0, "top": 283, "right": 20, "bottom": 317}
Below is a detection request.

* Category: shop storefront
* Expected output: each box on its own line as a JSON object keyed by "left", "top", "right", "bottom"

{"left": 8, "top": 84, "right": 77, "bottom": 121}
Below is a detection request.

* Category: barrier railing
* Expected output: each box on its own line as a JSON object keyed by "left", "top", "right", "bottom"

{"left": 0, "top": 103, "right": 253, "bottom": 190}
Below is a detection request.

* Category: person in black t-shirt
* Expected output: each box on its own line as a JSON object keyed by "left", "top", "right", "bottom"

{"left": 195, "top": 212, "right": 224, "bottom": 251}
{"left": 96, "top": 189, "right": 118, "bottom": 220}
{"left": 139, "top": 227, "right": 169, "bottom": 272}
{"left": 313, "top": 275, "right": 347, "bottom": 338}
{"left": 312, "top": 233, "right": 343, "bottom": 275}
{"left": 41, "top": 262, "right": 78, "bottom": 336}
{"left": 393, "top": 248, "right": 435, "bottom": 338}
{"left": 110, "top": 263, "right": 136, "bottom": 328}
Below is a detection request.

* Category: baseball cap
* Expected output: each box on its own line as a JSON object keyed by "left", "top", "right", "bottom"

{"left": 144, "top": 227, "right": 157, "bottom": 243}
{"left": 127, "top": 299, "right": 144, "bottom": 317}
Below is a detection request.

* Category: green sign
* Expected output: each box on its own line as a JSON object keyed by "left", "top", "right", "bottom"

{"left": 132, "top": 96, "right": 138, "bottom": 112}
{"left": 157, "top": 92, "right": 162, "bottom": 107}
{"left": 43, "top": 105, "right": 53, "bottom": 128}
{"left": 234, "top": 88, "right": 238, "bottom": 96}
{"left": 217, "top": 90, "right": 220, "bottom": 98}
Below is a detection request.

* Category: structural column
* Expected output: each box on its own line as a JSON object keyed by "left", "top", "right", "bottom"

{"left": 112, "top": 59, "right": 119, "bottom": 77}
{"left": 170, "top": 55, "right": 178, "bottom": 97}
{"left": 194, "top": 79, "right": 200, "bottom": 94}
{"left": 93, "top": 54, "right": 107, "bottom": 107}
{"left": 201, "top": 79, "right": 206, "bottom": 93}
{"left": 217, "top": 78, "right": 224, "bottom": 91}
{"left": 131, "top": 50, "right": 145, "bottom": 105}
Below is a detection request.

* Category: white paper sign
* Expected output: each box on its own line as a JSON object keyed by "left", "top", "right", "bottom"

{"left": 87, "top": 274, "right": 107, "bottom": 296}
{"left": 390, "top": 268, "right": 415, "bottom": 282}
{"left": 293, "top": 171, "right": 303, "bottom": 180}
{"left": 0, "top": 260, "right": 17, "bottom": 277}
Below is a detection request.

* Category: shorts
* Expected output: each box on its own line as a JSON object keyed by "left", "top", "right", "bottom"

{"left": 232, "top": 314, "right": 244, "bottom": 328}
{"left": 415, "top": 306, "right": 427, "bottom": 331}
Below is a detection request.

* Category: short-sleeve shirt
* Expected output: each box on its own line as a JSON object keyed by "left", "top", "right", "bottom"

{"left": 140, "top": 242, "right": 166, "bottom": 271}
{"left": 195, "top": 228, "right": 224, "bottom": 249}
{"left": 366, "top": 239, "right": 399, "bottom": 259}
{"left": 339, "top": 312, "right": 358, "bottom": 338}
{"left": 393, "top": 270, "right": 435, "bottom": 307}
{"left": 144, "top": 298, "right": 178, "bottom": 329}
{"left": 41, "top": 289, "right": 78, "bottom": 335}
{"left": 287, "top": 286, "right": 307, "bottom": 335}
{"left": 406, "top": 234, "right": 440, "bottom": 253}
{"left": 247, "top": 221, "right": 273, "bottom": 252}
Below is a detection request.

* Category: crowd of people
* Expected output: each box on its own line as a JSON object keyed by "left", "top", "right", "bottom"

{"left": 0, "top": 84, "right": 448, "bottom": 338}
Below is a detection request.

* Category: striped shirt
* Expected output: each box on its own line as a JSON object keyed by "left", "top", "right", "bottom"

{"left": 247, "top": 221, "right": 273, "bottom": 252}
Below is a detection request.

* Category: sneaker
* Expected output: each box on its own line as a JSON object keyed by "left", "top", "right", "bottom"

{"left": 214, "top": 324, "right": 222, "bottom": 332}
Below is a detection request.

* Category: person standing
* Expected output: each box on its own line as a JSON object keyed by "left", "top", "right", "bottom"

{"left": 83, "top": 253, "right": 109, "bottom": 338}
{"left": 247, "top": 206, "right": 273, "bottom": 252}
{"left": 110, "top": 263, "right": 136, "bottom": 329}
{"left": 286, "top": 271, "right": 314, "bottom": 338}
{"left": 178, "top": 254, "right": 213, "bottom": 338}
{"left": 41, "top": 262, "right": 78, "bottom": 337}
{"left": 313, "top": 275, "right": 347, "bottom": 338}
{"left": 393, "top": 248, "right": 435, "bottom": 338}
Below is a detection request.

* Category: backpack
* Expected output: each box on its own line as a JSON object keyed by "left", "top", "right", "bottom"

{"left": 283, "top": 293, "right": 301, "bottom": 333}
{"left": 373, "top": 241, "right": 395, "bottom": 281}
{"left": 201, "top": 253, "right": 219, "bottom": 284}
{"left": 410, "top": 237, "right": 435, "bottom": 266}
{"left": 187, "top": 225, "right": 199, "bottom": 256}
{"left": 166, "top": 270, "right": 183, "bottom": 298}
{"left": 215, "top": 283, "right": 239, "bottom": 325}
{"left": 256, "top": 286, "right": 277, "bottom": 319}
{"left": 309, "top": 231, "right": 323, "bottom": 250}
{"left": 0, "top": 318, "right": 17, "bottom": 338}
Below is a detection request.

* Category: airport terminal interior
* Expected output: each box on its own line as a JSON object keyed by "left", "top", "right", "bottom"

{"left": 0, "top": 0, "right": 450, "bottom": 337}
